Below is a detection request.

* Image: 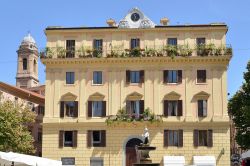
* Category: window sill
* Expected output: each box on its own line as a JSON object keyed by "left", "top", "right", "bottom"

{"left": 64, "top": 83, "right": 76, "bottom": 86}
{"left": 164, "top": 83, "right": 181, "bottom": 85}
{"left": 196, "top": 82, "right": 207, "bottom": 85}
{"left": 92, "top": 83, "right": 104, "bottom": 86}
{"left": 128, "top": 83, "right": 142, "bottom": 86}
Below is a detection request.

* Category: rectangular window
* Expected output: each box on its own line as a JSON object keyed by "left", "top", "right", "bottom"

{"left": 198, "top": 130, "right": 208, "bottom": 146}
{"left": 197, "top": 70, "right": 206, "bottom": 83}
{"left": 66, "top": 72, "right": 75, "bottom": 84}
{"left": 196, "top": 38, "right": 206, "bottom": 45}
{"left": 126, "top": 100, "right": 144, "bottom": 117}
{"left": 66, "top": 40, "right": 75, "bottom": 58}
{"left": 130, "top": 71, "right": 140, "bottom": 83}
{"left": 93, "top": 71, "right": 102, "bottom": 84}
{"left": 61, "top": 157, "right": 75, "bottom": 166}
{"left": 130, "top": 100, "right": 140, "bottom": 116}
{"left": 167, "top": 38, "right": 177, "bottom": 46}
{"left": 131, "top": 38, "right": 140, "bottom": 49}
{"left": 90, "top": 158, "right": 103, "bottom": 166}
{"left": 164, "top": 130, "right": 183, "bottom": 147}
{"left": 168, "top": 101, "right": 178, "bottom": 116}
{"left": 198, "top": 100, "right": 207, "bottom": 117}
{"left": 87, "top": 130, "right": 106, "bottom": 147}
{"left": 194, "top": 129, "right": 213, "bottom": 147}
{"left": 168, "top": 70, "right": 178, "bottom": 83}
{"left": 64, "top": 131, "right": 73, "bottom": 147}
{"left": 93, "top": 39, "right": 103, "bottom": 57}
{"left": 65, "top": 101, "right": 76, "bottom": 117}
{"left": 92, "top": 101, "right": 103, "bottom": 117}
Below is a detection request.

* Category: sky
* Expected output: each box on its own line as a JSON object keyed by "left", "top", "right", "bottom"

{"left": 0, "top": 0, "right": 249, "bottom": 97}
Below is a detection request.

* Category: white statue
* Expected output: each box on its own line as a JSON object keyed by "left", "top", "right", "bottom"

{"left": 142, "top": 127, "right": 149, "bottom": 145}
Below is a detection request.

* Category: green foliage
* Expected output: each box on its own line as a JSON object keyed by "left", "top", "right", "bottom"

{"left": 0, "top": 99, "right": 36, "bottom": 154}
{"left": 105, "top": 107, "right": 162, "bottom": 126}
{"left": 228, "top": 61, "right": 250, "bottom": 150}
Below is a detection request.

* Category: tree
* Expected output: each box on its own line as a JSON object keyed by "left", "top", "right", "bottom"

{"left": 0, "top": 98, "right": 36, "bottom": 154}
{"left": 228, "top": 61, "right": 250, "bottom": 150}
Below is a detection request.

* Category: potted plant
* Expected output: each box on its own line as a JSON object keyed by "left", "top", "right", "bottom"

{"left": 164, "top": 45, "right": 178, "bottom": 58}
{"left": 214, "top": 46, "right": 223, "bottom": 56}
{"left": 77, "top": 45, "right": 86, "bottom": 58}
{"left": 178, "top": 45, "right": 193, "bottom": 57}
{"left": 225, "top": 46, "right": 232, "bottom": 55}
{"left": 92, "top": 49, "right": 102, "bottom": 58}
{"left": 144, "top": 48, "right": 157, "bottom": 57}
{"left": 56, "top": 46, "right": 66, "bottom": 58}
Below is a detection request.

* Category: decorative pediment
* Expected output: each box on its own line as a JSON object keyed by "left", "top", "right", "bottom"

{"left": 61, "top": 92, "right": 77, "bottom": 101}
{"left": 194, "top": 91, "right": 210, "bottom": 98}
{"left": 89, "top": 92, "right": 105, "bottom": 100}
{"left": 164, "top": 91, "right": 181, "bottom": 100}
{"left": 118, "top": 7, "right": 155, "bottom": 29}
{"left": 127, "top": 92, "right": 143, "bottom": 100}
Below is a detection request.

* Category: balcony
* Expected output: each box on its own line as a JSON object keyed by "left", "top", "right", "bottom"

{"left": 39, "top": 44, "right": 232, "bottom": 59}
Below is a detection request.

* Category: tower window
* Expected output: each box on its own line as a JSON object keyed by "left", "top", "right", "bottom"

{"left": 23, "top": 58, "right": 27, "bottom": 70}
{"left": 33, "top": 60, "right": 37, "bottom": 73}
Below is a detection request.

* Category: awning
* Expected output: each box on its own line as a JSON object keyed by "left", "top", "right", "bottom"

{"left": 163, "top": 156, "right": 185, "bottom": 166}
{"left": 242, "top": 150, "right": 250, "bottom": 159}
{"left": 0, "top": 151, "right": 62, "bottom": 166}
{"left": 193, "top": 156, "right": 216, "bottom": 166}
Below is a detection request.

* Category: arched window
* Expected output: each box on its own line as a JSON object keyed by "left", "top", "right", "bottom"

{"left": 23, "top": 58, "right": 27, "bottom": 70}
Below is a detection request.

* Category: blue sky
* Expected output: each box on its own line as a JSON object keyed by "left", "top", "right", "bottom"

{"left": 0, "top": 0, "right": 249, "bottom": 97}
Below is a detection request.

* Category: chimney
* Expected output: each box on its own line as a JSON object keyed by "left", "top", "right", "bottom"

{"left": 160, "top": 17, "right": 169, "bottom": 26}
{"left": 106, "top": 19, "right": 116, "bottom": 27}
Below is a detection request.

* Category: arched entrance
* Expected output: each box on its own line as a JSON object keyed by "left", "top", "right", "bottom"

{"left": 125, "top": 138, "right": 143, "bottom": 166}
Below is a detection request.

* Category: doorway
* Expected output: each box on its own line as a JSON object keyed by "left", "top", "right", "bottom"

{"left": 126, "top": 138, "right": 143, "bottom": 166}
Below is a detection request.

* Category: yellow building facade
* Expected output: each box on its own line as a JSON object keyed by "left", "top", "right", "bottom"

{"left": 41, "top": 8, "right": 232, "bottom": 166}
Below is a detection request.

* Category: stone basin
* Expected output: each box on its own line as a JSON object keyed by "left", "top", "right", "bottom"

{"left": 137, "top": 146, "right": 156, "bottom": 150}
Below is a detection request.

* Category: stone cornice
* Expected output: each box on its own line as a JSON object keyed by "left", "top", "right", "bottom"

{"left": 41, "top": 56, "right": 232, "bottom": 66}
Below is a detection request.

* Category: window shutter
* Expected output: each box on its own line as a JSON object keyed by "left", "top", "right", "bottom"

{"left": 177, "top": 100, "right": 183, "bottom": 116}
{"left": 164, "top": 130, "right": 169, "bottom": 147}
{"left": 101, "top": 130, "right": 106, "bottom": 147}
{"left": 87, "top": 130, "right": 92, "bottom": 147}
{"left": 73, "top": 130, "right": 77, "bottom": 148}
{"left": 193, "top": 130, "right": 199, "bottom": 147}
{"left": 139, "top": 100, "right": 144, "bottom": 114}
{"left": 126, "top": 101, "right": 131, "bottom": 115}
{"left": 88, "top": 101, "right": 92, "bottom": 117}
{"left": 102, "top": 101, "right": 106, "bottom": 117}
{"left": 59, "top": 130, "right": 64, "bottom": 148}
{"left": 178, "top": 70, "right": 182, "bottom": 83}
{"left": 74, "top": 101, "right": 78, "bottom": 117}
{"left": 163, "top": 70, "right": 168, "bottom": 83}
{"left": 126, "top": 70, "right": 130, "bottom": 83}
{"left": 163, "top": 100, "right": 169, "bottom": 116}
{"left": 178, "top": 130, "right": 183, "bottom": 147}
{"left": 198, "top": 100, "right": 203, "bottom": 117}
{"left": 207, "top": 130, "right": 213, "bottom": 147}
{"left": 60, "top": 101, "right": 64, "bottom": 118}
{"left": 202, "top": 70, "right": 206, "bottom": 82}
{"left": 203, "top": 100, "right": 207, "bottom": 117}
{"left": 140, "top": 70, "right": 144, "bottom": 83}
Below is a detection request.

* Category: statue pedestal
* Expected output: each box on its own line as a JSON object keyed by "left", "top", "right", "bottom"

{"left": 133, "top": 145, "right": 160, "bottom": 166}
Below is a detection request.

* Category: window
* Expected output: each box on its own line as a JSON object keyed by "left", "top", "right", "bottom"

{"left": 87, "top": 130, "right": 106, "bottom": 147}
{"left": 60, "top": 101, "right": 78, "bottom": 118}
{"left": 163, "top": 70, "right": 182, "bottom": 83}
{"left": 198, "top": 100, "right": 207, "bottom": 117}
{"left": 33, "top": 60, "right": 37, "bottom": 73}
{"left": 37, "top": 131, "right": 42, "bottom": 143}
{"left": 131, "top": 38, "right": 140, "bottom": 49}
{"left": 126, "top": 70, "right": 144, "bottom": 84}
{"left": 193, "top": 130, "right": 213, "bottom": 147}
{"left": 38, "top": 105, "right": 44, "bottom": 115}
{"left": 92, "top": 101, "right": 103, "bottom": 117}
{"left": 23, "top": 58, "right": 27, "bottom": 70}
{"left": 196, "top": 38, "right": 206, "bottom": 45}
{"left": 90, "top": 158, "right": 103, "bottom": 166}
{"left": 167, "top": 38, "right": 177, "bottom": 46}
{"left": 88, "top": 101, "right": 106, "bottom": 117}
{"left": 93, "top": 71, "right": 102, "bottom": 84}
{"left": 59, "top": 130, "right": 77, "bottom": 148}
{"left": 197, "top": 70, "right": 206, "bottom": 83}
{"left": 66, "top": 72, "right": 75, "bottom": 84}
{"left": 130, "top": 71, "right": 140, "bottom": 83}
{"left": 93, "top": 39, "right": 103, "bottom": 57}
{"left": 61, "top": 157, "right": 75, "bottom": 166}
{"left": 126, "top": 100, "right": 144, "bottom": 117}
{"left": 164, "top": 130, "right": 183, "bottom": 147}
{"left": 66, "top": 40, "right": 75, "bottom": 58}
{"left": 164, "top": 100, "right": 182, "bottom": 116}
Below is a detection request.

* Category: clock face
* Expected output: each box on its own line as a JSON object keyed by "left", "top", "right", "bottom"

{"left": 131, "top": 13, "right": 140, "bottom": 22}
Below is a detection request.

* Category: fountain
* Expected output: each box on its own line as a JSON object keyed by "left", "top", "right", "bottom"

{"left": 133, "top": 128, "right": 160, "bottom": 166}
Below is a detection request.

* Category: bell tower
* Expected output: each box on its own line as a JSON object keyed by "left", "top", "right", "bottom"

{"left": 16, "top": 33, "right": 39, "bottom": 88}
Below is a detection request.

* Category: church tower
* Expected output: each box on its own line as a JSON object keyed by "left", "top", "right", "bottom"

{"left": 16, "top": 33, "right": 39, "bottom": 88}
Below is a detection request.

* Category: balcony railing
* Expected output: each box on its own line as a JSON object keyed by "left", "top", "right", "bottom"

{"left": 39, "top": 44, "right": 232, "bottom": 59}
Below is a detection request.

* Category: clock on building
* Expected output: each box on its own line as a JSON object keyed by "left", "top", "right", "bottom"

{"left": 131, "top": 13, "right": 140, "bottom": 22}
